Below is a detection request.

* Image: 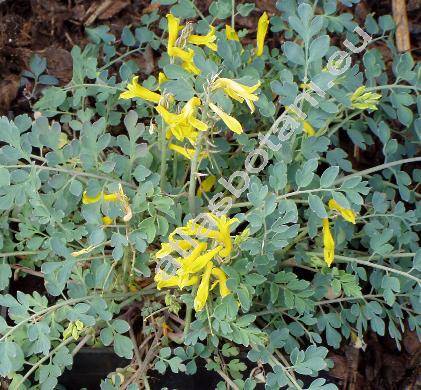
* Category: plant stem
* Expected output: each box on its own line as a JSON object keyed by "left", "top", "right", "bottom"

{"left": 188, "top": 133, "right": 204, "bottom": 217}
{"left": 2, "top": 164, "right": 137, "bottom": 189}
{"left": 231, "top": 0, "right": 235, "bottom": 29}
{"left": 307, "top": 251, "right": 420, "bottom": 284}
{"left": 252, "top": 293, "right": 409, "bottom": 316}
{"left": 159, "top": 125, "right": 168, "bottom": 188}
{"left": 0, "top": 251, "right": 41, "bottom": 258}
{"left": 184, "top": 134, "right": 205, "bottom": 337}
{"left": 0, "top": 291, "right": 147, "bottom": 342}
{"left": 18, "top": 336, "right": 75, "bottom": 387}
{"left": 334, "top": 157, "right": 421, "bottom": 185}
{"left": 366, "top": 84, "right": 420, "bottom": 92}
{"left": 205, "top": 358, "right": 239, "bottom": 390}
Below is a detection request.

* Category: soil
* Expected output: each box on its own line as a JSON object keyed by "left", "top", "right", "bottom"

{"left": 0, "top": 0, "right": 420, "bottom": 389}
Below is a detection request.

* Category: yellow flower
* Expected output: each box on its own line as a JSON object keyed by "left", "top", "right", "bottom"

{"left": 303, "top": 121, "right": 315, "bottom": 136}
{"left": 209, "top": 103, "right": 243, "bottom": 134}
{"left": 158, "top": 72, "right": 168, "bottom": 85}
{"left": 156, "top": 240, "right": 196, "bottom": 258}
{"left": 225, "top": 25, "right": 240, "bottom": 41}
{"left": 82, "top": 191, "right": 102, "bottom": 204}
{"left": 188, "top": 26, "right": 217, "bottom": 51}
{"left": 168, "top": 143, "right": 208, "bottom": 160}
{"left": 155, "top": 272, "right": 198, "bottom": 289}
{"left": 256, "top": 12, "right": 269, "bottom": 57}
{"left": 167, "top": 123, "right": 199, "bottom": 145}
{"left": 194, "top": 262, "right": 213, "bottom": 311}
{"left": 82, "top": 187, "right": 131, "bottom": 221}
{"left": 182, "top": 246, "right": 222, "bottom": 274}
{"left": 156, "top": 97, "right": 208, "bottom": 144}
{"left": 322, "top": 218, "right": 335, "bottom": 267}
{"left": 197, "top": 175, "right": 216, "bottom": 196}
{"left": 350, "top": 86, "right": 381, "bottom": 110}
{"left": 212, "top": 78, "right": 260, "bottom": 113}
{"left": 119, "top": 76, "right": 162, "bottom": 103}
{"left": 103, "top": 193, "right": 119, "bottom": 202}
{"left": 102, "top": 216, "right": 113, "bottom": 225}
{"left": 170, "top": 47, "right": 201, "bottom": 75}
{"left": 207, "top": 214, "right": 238, "bottom": 258}
{"left": 182, "top": 97, "right": 208, "bottom": 131}
{"left": 82, "top": 191, "right": 119, "bottom": 205}
{"left": 211, "top": 267, "right": 230, "bottom": 297}
{"left": 155, "top": 213, "right": 238, "bottom": 311}
{"left": 166, "top": 13, "right": 180, "bottom": 56}
{"left": 328, "top": 199, "right": 356, "bottom": 224}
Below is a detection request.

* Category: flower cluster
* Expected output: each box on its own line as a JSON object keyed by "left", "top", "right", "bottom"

{"left": 154, "top": 214, "right": 238, "bottom": 312}
{"left": 351, "top": 86, "right": 382, "bottom": 110}
{"left": 119, "top": 13, "right": 264, "bottom": 159}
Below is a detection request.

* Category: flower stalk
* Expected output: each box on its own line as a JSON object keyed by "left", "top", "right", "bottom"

{"left": 188, "top": 132, "right": 204, "bottom": 217}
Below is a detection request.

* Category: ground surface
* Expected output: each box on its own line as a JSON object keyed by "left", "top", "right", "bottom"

{"left": 0, "top": 0, "right": 420, "bottom": 389}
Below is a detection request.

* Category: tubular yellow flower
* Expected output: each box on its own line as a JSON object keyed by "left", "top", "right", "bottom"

{"left": 82, "top": 191, "right": 102, "bottom": 205}
{"left": 207, "top": 214, "right": 238, "bottom": 258}
{"left": 103, "top": 193, "right": 119, "bottom": 202}
{"left": 168, "top": 143, "right": 208, "bottom": 160}
{"left": 102, "top": 216, "right": 113, "bottom": 225}
{"left": 171, "top": 46, "right": 193, "bottom": 62}
{"left": 197, "top": 175, "right": 216, "bottom": 196}
{"left": 194, "top": 262, "right": 213, "bottom": 312}
{"left": 155, "top": 271, "right": 199, "bottom": 290}
{"left": 256, "top": 12, "right": 269, "bottom": 57}
{"left": 182, "top": 97, "right": 208, "bottom": 131}
{"left": 166, "top": 123, "right": 198, "bottom": 145}
{"left": 322, "top": 218, "right": 335, "bottom": 267}
{"left": 303, "top": 121, "right": 316, "bottom": 136}
{"left": 328, "top": 199, "right": 356, "bottom": 224}
{"left": 212, "top": 78, "right": 260, "bottom": 113}
{"left": 156, "top": 97, "right": 207, "bottom": 143}
{"left": 156, "top": 240, "right": 196, "bottom": 258}
{"left": 188, "top": 26, "right": 217, "bottom": 51}
{"left": 209, "top": 103, "right": 243, "bottom": 134}
{"left": 119, "top": 76, "right": 162, "bottom": 103}
{"left": 350, "top": 86, "right": 381, "bottom": 110}
{"left": 158, "top": 72, "right": 168, "bottom": 85}
{"left": 211, "top": 267, "right": 230, "bottom": 297}
{"left": 181, "top": 242, "right": 208, "bottom": 265}
{"left": 166, "top": 13, "right": 180, "bottom": 56}
{"left": 183, "top": 245, "right": 222, "bottom": 274}
{"left": 82, "top": 190, "right": 119, "bottom": 204}
{"left": 225, "top": 25, "right": 240, "bottom": 41}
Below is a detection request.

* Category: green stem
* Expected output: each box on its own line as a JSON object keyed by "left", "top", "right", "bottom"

{"left": 188, "top": 133, "right": 204, "bottom": 217}
{"left": 0, "top": 291, "right": 147, "bottom": 342}
{"left": 0, "top": 251, "right": 41, "bottom": 258}
{"left": 334, "top": 157, "right": 421, "bottom": 185}
{"left": 366, "top": 84, "right": 420, "bottom": 92}
{"left": 99, "top": 47, "right": 143, "bottom": 72}
{"left": 252, "top": 293, "right": 409, "bottom": 316}
{"left": 325, "top": 110, "right": 361, "bottom": 137}
{"left": 231, "top": 0, "right": 235, "bottom": 29}
{"left": 307, "top": 251, "right": 420, "bottom": 284}
{"left": 17, "top": 335, "right": 75, "bottom": 387}
{"left": 189, "top": 0, "right": 208, "bottom": 23}
{"left": 63, "top": 83, "right": 122, "bottom": 92}
{"left": 2, "top": 164, "right": 137, "bottom": 189}
{"left": 160, "top": 125, "right": 168, "bottom": 189}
